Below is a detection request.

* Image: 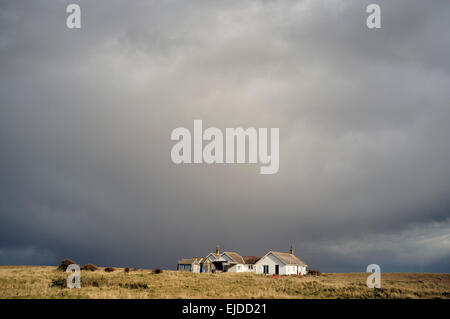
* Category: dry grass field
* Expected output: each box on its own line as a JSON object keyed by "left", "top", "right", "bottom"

{"left": 0, "top": 266, "right": 449, "bottom": 299}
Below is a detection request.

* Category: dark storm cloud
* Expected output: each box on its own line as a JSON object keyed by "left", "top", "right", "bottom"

{"left": 1, "top": 0, "right": 449, "bottom": 272}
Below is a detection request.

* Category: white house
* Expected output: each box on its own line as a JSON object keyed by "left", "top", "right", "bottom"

{"left": 177, "top": 246, "right": 308, "bottom": 275}
{"left": 255, "top": 248, "right": 307, "bottom": 276}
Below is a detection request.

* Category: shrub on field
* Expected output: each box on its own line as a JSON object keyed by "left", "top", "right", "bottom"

{"left": 104, "top": 267, "right": 115, "bottom": 272}
{"left": 308, "top": 270, "right": 322, "bottom": 276}
{"left": 81, "top": 263, "right": 98, "bottom": 271}
{"left": 124, "top": 267, "right": 130, "bottom": 273}
{"left": 153, "top": 268, "right": 163, "bottom": 274}
{"left": 57, "top": 259, "right": 77, "bottom": 271}
{"left": 51, "top": 278, "right": 67, "bottom": 288}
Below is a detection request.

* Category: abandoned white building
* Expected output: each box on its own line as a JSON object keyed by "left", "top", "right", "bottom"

{"left": 177, "top": 246, "right": 307, "bottom": 275}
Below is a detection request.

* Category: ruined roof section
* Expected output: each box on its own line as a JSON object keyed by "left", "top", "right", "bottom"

{"left": 193, "top": 257, "right": 204, "bottom": 263}
{"left": 177, "top": 258, "right": 199, "bottom": 264}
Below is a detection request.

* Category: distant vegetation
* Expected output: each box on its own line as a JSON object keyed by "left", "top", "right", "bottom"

{"left": 57, "top": 259, "right": 77, "bottom": 271}
{"left": 81, "top": 264, "right": 98, "bottom": 271}
{"left": 0, "top": 266, "right": 449, "bottom": 299}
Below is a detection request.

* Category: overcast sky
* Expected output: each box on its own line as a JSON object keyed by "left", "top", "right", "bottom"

{"left": 1, "top": 0, "right": 449, "bottom": 272}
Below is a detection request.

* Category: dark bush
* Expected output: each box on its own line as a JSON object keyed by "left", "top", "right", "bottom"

{"left": 104, "top": 267, "right": 115, "bottom": 272}
{"left": 307, "top": 270, "right": 322, "bottom": 276}
{"left": 81, "top": 263, "right": 98, "bottom": 271}
{"left": 57, "top": 259, "right": 77, "bottom": 271}
{"left": 124, "top": 267, "right": 130, "bottom": 273}
{"left": 51, "top": 278, "right": 66, "bottom": 288}
{"left": 153, "top": 268, "right": 163, "bottom": 274}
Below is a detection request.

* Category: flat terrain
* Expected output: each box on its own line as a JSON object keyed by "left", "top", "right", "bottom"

{"left": 0, "top": 266, "right": 449, "bottom": 299}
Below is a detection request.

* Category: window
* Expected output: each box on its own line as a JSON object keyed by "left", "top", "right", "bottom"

{"left": 237, "top": 265, "right": 241, "bottom": 270}
{"left": 263, "top": 265, "right": 269, "bottom": 274}
{"left": 248, "top": 265, "right": 253, "bottom": 270}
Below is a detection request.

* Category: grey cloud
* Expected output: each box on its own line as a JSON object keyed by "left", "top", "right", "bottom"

{"left": 0, "top": 0, "right": 449, "bottom": 272}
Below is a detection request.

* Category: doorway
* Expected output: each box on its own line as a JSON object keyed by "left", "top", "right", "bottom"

{"left": 275, "top": 265, "right": 279, "bottom": 275}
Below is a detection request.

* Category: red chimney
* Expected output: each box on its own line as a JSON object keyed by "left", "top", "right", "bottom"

{"left": 216, "top": 246, "right": 220, "bottom": 255}
{"left": 290, "top": 246, "right": 294, "bottom": 255}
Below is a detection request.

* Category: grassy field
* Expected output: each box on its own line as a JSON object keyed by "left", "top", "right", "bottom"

{"left": 0, "top": 266, "right": 449, "bottom": 299}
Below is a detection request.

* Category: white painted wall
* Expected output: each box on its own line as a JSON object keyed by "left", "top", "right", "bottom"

{"left": 244, "top": 264, "right": 256, "bottom": 272}
{"left": 255, "top": 253, "right": 281, "bottom": 275}
{"left": 284, "top": 265, "right": 306, "bottom": 275}
{"left": 239, "top": 264, "right": 256, "bottom": 273}
{"left": 298, "top": 265, "right": 307, "bottom": 275}
{"left": 226, "top": 264, "right": 251, "bottom": 272}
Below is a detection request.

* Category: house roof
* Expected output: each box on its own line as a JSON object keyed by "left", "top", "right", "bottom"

{"left": 180, "top": 254, "right": 219, "bottom": 265}
{"left": 270, "top": 251, "right": 307, "bottom": 266}
{"left": 222, "top": 252, "right": 261, "bottom": 264}
{"left": 209, "top": 253, "right": 220, "bottom": 259}
{"left": 205, "top": 253, "right": 220, "bottom": 260}
{"left": 193, "top": 257, "right": 204, "bottom": 262}
{"left": 242, "top": 256, "right": 261, "bottom": 264}
{"left": 177, "top": 258, "right": 199, "bottom": 265}
{"left": 223, "top": 252, "right": 245, "bottom": 264}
